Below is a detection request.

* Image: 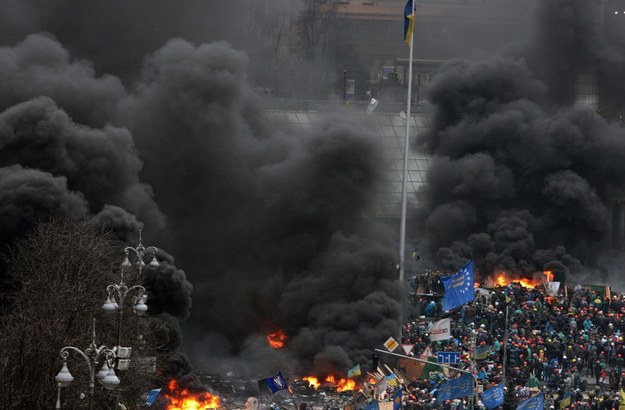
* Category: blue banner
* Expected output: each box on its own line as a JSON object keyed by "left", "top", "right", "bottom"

{"left": 441, "top": 260, "right": 475, "bottom": 311}
{"left": 481, "top": 383, "right": 504, "bottom": 410}
{"left": 437, "top": 374, "right": 473, "bottom": 401}
{"left": 258, "top": 372, "right": 289, "bottom": 394}
{"left": 516, "top": 393, "right": 544, "bottom": 410}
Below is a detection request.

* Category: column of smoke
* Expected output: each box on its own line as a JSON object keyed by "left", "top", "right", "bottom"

{"left": 0, "top": 4, "right": 402, "bottom": 386}
{"left": 416, "top": 0, "right": 625, "bottom": 288}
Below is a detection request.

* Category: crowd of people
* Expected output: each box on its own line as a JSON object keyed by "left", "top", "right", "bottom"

{"left": 374, "top": 277, "right": 625, "bottom": 409}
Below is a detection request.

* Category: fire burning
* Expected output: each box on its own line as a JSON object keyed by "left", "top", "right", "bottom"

{"left": 486, "top": 271, "right": 553, "bottom": 289}
{"left": 301, "top": 375, "right": 356, "bottom": 392}
{"left": 266, "top": 328, "right": 287, "bottom": 349}
{"left": 164, "top": 380, "right": 221, "bottom": 410}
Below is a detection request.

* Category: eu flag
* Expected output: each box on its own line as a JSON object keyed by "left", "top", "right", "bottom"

{"left": 404, "top": 0, "right": 414, "bottom": 46}
{"left": 258, "top": 372, "right": 289, "bottom": 394}
{"left": 481, "top": 383, "right": 504, "bottom": 410}
{"left": 516, "top": 393, "right": 544, "bottom": 410}
{"left": 393, "top": 388, "right": 403, "bottom": 410}
{"left": 441, "top": 260, "right": 475, "bottom": 311}
{"left": 437, "top": 374, "right": 473, "bottom": 401}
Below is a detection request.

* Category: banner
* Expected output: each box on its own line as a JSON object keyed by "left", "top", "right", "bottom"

{"left": 547, "top": 281, "right": 561, "bottom": 296}
{"left": 437, "top": 374, "right": 473, "bottom": 401}
{"left": 429, "top": 318, "right": 451, "bottom": 342}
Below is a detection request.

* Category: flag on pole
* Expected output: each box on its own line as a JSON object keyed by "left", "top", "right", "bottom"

{"left": 403, "top": 0, "right": 415, "bottom": 46}
{"left": 481, "top": 383, "right": 504, "bottom": 410}
{"left": 411, "top": 245, "right": 421, "bottom": 261}
{"left": 258, "top": 372, "right": 289, "bottom": 394}
{"left": 560, "top": 390, "right": 572, "bottom": 409}
{"left": 472, "top": 344, "right": 492, "bottom": 360}
{"left": 437, "top": 374, "right": 473, "bottom": 401}
{"left": 141, "top": 388, "right": 161, "bottom": 406}
{"left": 393, "top": 388, "right": 403, "bottom": 410}
{"left": 516, "top": 393, "right": 544, "bottom": 410}
{"left": 428, "top": 318, "right": 451, "bottom": 341}
{"left": 347, "top": 364, "right": 362, "bottom": 378}
{"left": 441, "top": 260, "right": 475, "bottom": 311}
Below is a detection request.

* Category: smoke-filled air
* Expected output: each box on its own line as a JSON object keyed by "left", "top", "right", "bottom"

{"left": 2, "top": 0, "right": 625, "bottom": 388}
{"left": 417, "top": 0, "right": 625, "bottom": 289}
{"left": 0, "top": 0, "right": 401, "bottom": 382}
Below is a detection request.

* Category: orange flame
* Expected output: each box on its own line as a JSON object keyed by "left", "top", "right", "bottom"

{"left": 303, "top": 376, "right": 320, "bottom": 389}
{"left": 164, "top": 380, "right": 221, "bottom": 410}
{"left": 490, "top": 271, "right": 547, "bottom": 289}
{"left": 325, "top": 375, "right": 356, "bottom": 392}
{"left": 266, "top": 328, "right": 287, "bottom": 349}
{"left": 300, "top": 375, "right": 355, "bottom": 392}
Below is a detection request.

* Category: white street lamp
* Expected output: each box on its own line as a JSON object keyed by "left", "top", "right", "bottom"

{"left": 122, "top": 229, "right": 159, "bottom": 277}
{"left": 55, "top": 319, "right": 117, "bottom": 410}
{"left": 101, "top": 229, "right": 158, "bottom": 372}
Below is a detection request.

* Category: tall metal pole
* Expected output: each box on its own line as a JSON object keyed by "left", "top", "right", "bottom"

{"left": 502, "top": 305, "right": 509, "bottom": 386}
{"left": 399, "top": 0, "right": 416, "bottom": 340}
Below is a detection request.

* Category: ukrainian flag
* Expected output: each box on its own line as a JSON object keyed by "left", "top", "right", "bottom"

{"left": 404, "top": 0, "right": 415, "bottom": 46}
{"left": 560, "top": 391, "right": 571, "bottom": 409}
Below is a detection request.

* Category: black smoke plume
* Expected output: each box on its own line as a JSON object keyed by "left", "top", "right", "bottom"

{"left": 416, "top": 0, "right": 625, "bottom": 286}
{"left": 0, "top": 1, "right": 402, "bottom": 382}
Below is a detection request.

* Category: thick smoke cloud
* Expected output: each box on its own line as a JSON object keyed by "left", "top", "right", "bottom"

{"left": 120, "top": 38, "right": 400, "bottom": 374}
{"left": 416, "top": 0, "right": 625, "bottom": 283}
{"left": 0, "top": 3, "right": 401, "bottom": 382}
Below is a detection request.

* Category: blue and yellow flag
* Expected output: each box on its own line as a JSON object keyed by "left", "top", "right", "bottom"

{"left": 347, "top": 364, "right": 361, "bottom": 378}
{"left": 473, "top": 344, "right": 492, "bottom": 360}
{"left": 560, "top": 390, "right": 572, "bottom": 409}
{"left": 404, "top": 0, "right": 415, "bottom": 46}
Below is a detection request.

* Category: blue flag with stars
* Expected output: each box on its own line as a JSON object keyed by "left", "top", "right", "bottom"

{"left": 481, "top": 383, "right": 504, "bottom": 410}
{"left": 437, "top": 374, "right": 473, "bottom": 401}
{"left": 516, "top": 393, "right": 544, "bottom": 410}
{"left": 441, "top": 260, "right": 475, "bottom": 311}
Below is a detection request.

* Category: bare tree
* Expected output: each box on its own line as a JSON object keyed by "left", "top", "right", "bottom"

{"left": 0, "top": 219, "right": 160, "bottom": 409}
{"left": 295, "top": 0, "right": 340, "bottom": 62}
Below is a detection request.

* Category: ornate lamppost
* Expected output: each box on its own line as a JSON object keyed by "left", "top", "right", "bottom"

{"left": 55, "top": 319, "right": 120, "bottom": 410}
{"left": 101, "top": 230, "right": 158, "bottom": 366}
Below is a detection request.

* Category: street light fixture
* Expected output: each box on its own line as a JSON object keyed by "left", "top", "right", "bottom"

{"left": 55, "top": 319, "right": 119, "bottom": 410}
{"left": 121, "top": 229, "right": 159, "bottom": 275}
{"left": 101, "top": 229, "right": 158, "bottom": 367}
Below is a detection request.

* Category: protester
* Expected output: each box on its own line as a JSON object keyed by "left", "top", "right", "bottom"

{"left": 386, "top": 279, "right": 625, "bottom": 410}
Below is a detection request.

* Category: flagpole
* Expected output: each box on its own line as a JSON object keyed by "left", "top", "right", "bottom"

{"left": 398, "top": 0, "right": 415, "bottom": 341}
